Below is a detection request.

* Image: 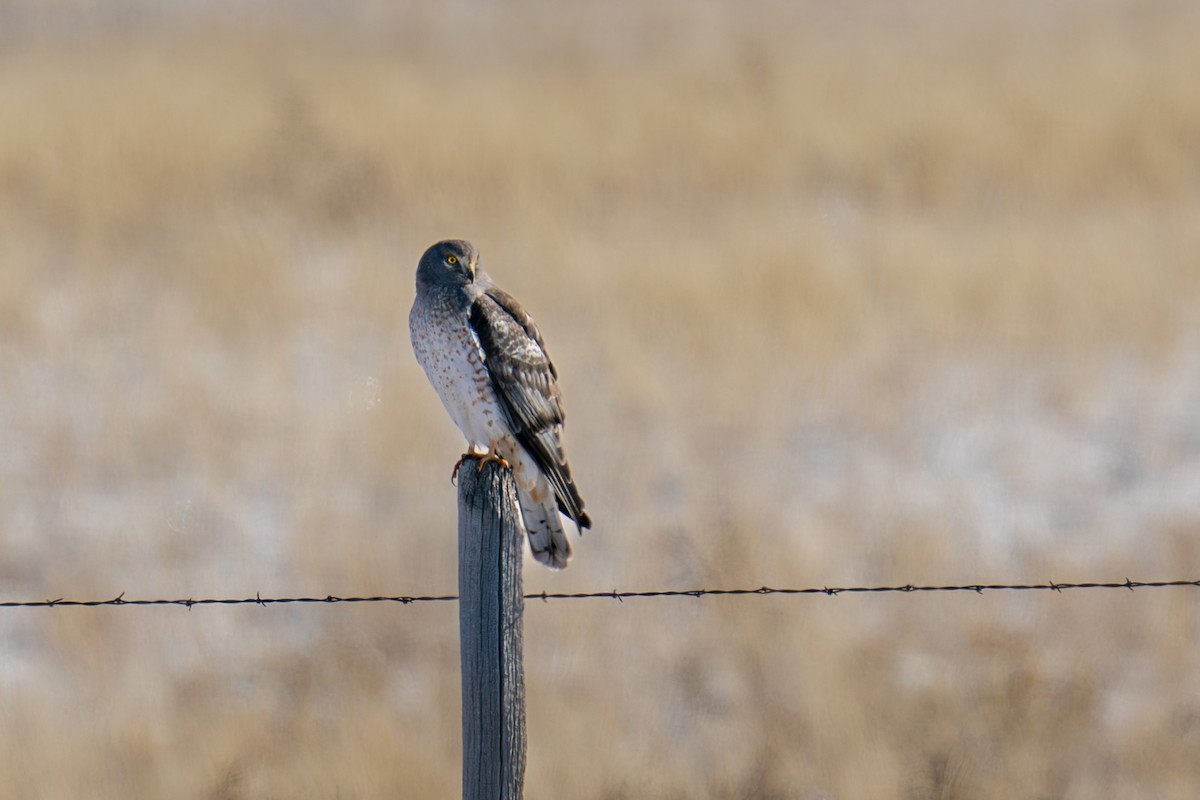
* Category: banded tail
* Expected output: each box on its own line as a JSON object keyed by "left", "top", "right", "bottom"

{"left": 517, "top": 487, "right": 572, "bottom": 569}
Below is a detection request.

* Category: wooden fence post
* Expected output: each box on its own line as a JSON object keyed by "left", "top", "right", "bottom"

{"left": 457, "top": 458, "right": 526, "bottom": 800}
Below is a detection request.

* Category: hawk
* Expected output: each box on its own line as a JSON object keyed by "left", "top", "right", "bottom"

{"left": 409, "top": 239, "right": 591, "bottom": 568}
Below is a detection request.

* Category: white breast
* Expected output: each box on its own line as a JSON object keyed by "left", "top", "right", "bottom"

{"left": 409, "top": 301, "right": 506, "bottom": 449}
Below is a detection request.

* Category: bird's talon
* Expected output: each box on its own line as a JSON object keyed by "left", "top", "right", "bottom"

{"left": 476, "top": 445, "right": 510, "bottom": 472}
{"left": 451, "top": 448, "right": 508, "bottom": 482}
{"left": 450, "top": 452, "right": 474, "bottom": 485}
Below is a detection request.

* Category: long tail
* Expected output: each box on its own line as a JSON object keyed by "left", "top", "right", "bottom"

{"left": 518, "top": 487, "right": 571, "bottom": 569}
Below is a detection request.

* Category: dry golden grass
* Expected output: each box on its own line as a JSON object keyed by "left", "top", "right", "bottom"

{"left": 1, "top": 2, "right": 1199, "bottom": 798}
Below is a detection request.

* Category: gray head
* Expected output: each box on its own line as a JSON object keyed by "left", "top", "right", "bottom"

{"left": 416, "top": 239, "right": 481, "bottom": 292}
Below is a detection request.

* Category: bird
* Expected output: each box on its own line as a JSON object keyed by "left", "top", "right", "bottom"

{"left": 409, "top": 239, "right": 591, "bottom": 568}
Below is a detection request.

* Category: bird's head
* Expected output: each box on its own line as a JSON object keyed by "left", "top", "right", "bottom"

{"left": 416, "top": 239, "right": 480, "bottom": 289}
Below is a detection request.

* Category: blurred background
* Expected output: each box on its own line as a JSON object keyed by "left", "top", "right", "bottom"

{"left": 1, "top": 0, "right": 1199, "bottom": 796}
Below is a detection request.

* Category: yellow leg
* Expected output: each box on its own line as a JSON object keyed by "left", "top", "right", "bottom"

{"left": 475, "top": 443, "right": 510, "bottom": 472}
{"left": 451, "top": 446, "right": 509, "bottom": 484}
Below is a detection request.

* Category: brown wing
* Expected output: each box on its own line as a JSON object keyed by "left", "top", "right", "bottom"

{"left": 468, "top": 287, "right": 590, "bottom": 528}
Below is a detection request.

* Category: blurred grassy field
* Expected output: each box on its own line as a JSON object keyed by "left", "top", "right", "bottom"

{"left": 1, "top": 1, "right": 1199, "bottom": 797}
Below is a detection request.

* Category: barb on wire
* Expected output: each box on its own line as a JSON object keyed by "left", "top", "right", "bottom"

{"left": 0, "top": 578, "right": 1197, "bottom": 610}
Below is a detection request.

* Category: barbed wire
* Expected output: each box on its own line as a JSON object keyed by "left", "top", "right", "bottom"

{"left": 1, "top": 578, "right": 1197, "bottom": 610}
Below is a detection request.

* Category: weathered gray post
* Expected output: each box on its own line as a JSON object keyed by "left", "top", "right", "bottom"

{"left": 457, "top": 458, "right": 526, "bottom": 800}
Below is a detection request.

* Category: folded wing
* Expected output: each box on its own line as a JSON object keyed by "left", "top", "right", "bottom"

{"left": 468, "top": 287, "right": 591, "bottom": 529}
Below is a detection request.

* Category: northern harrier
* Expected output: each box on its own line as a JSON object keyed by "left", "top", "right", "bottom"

{"left": 409, "top": 239, "right": 591, "bottom": 568}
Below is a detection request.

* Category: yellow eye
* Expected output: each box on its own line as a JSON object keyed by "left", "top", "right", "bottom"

{"left": 446, "top": 255, "right": 458, "bottom": 266}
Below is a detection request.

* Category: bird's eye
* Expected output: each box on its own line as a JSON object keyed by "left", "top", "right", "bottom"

{"left": 446, "top": 255, "right": 458, "bottom": 266}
